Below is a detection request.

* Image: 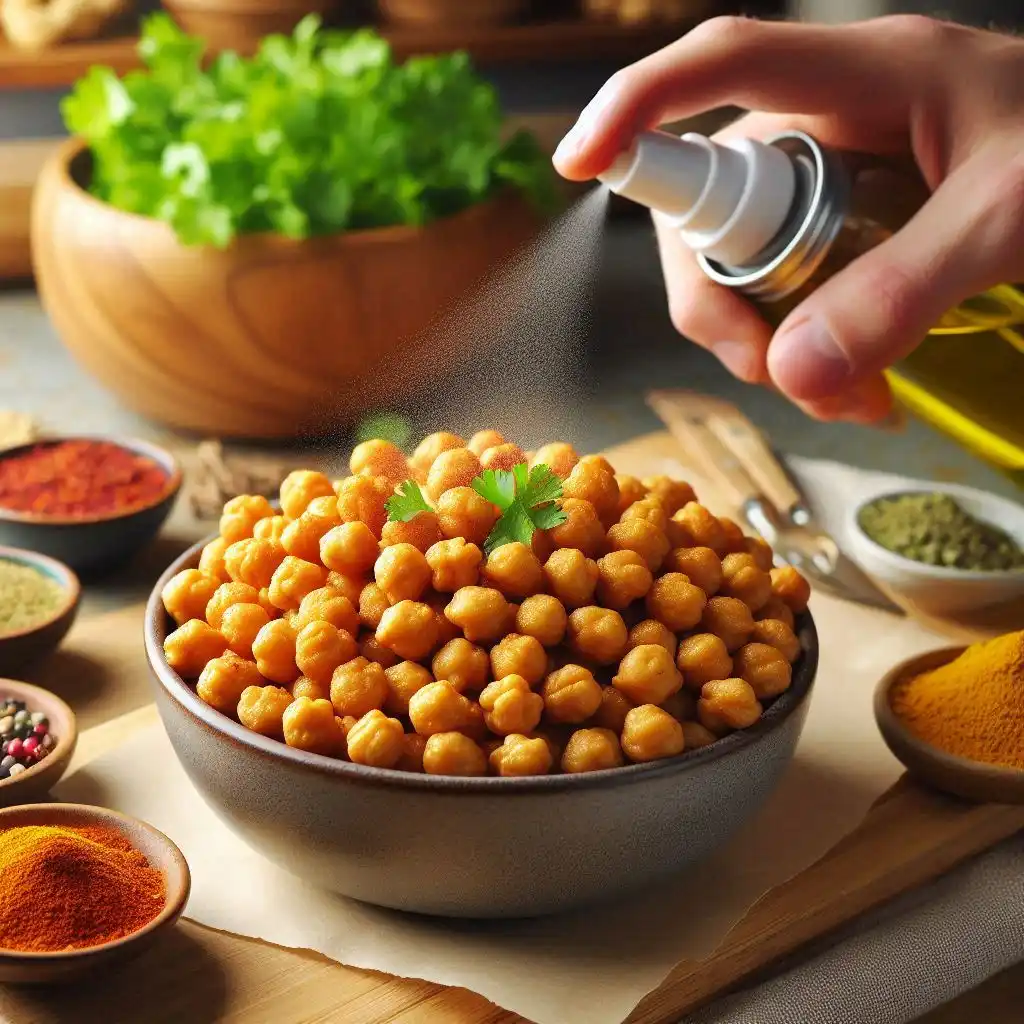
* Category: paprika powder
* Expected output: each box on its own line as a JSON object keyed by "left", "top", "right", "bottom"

{"left": 0, "top": 824, "right": 166, "bottom": 952}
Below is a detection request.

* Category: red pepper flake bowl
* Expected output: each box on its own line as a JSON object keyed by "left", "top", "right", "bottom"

{"left": 0, "top": 436, "right": 182, "bottom": 576}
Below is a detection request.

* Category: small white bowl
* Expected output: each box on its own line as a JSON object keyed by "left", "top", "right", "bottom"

{"left": 845, "top": 481, "right": 1024, "bottom": 618}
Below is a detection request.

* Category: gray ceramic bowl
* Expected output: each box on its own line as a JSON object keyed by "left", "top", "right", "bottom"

{"left": 0, "top": 435, "right": 181, "bottom": 576}
{"left": 146, "top": 537, "right": 818, "bottom": 919}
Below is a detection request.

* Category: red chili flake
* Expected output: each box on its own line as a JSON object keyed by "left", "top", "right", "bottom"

{"left": 0, "top": 441, "right": 171, "bottom": 519}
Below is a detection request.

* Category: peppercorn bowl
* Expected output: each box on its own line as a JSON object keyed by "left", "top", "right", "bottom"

{"left": 0, "top": 802, "right": 190, "bottom": 983}
{"left": 145, "top": 534, "right": 819, "bottom": 919}
{"left": 0, "top": 548, "right": 80, "bottom": 676}
{"left": 0, "top": 435, "right": 182, "bottom": 576}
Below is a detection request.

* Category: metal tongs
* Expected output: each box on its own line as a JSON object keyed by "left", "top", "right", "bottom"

{"left": 647, "top": 389, "right": 901, "bottom": 613}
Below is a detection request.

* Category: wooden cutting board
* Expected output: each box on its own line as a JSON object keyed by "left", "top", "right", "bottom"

{"left": 3, "top": 430, "right": 1023, "bottom": 1024}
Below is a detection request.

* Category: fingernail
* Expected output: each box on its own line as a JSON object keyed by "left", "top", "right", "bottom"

{"left": 770, "top": 318, "right": 852, "bottom": 398}
{"left": 711, "top": 340, "right": 761, "bottom": 383}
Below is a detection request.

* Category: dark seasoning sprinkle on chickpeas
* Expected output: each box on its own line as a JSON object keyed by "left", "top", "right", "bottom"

{"left": 161, "top": 430, "right": 810, "bottom": 777}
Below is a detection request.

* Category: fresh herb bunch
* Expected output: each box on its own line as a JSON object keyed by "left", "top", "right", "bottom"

{"left": 386, "top": 462, "right": 567, "bottom": 554}
{"left": 62, "top": 14, "right": 557, "bottom": 248}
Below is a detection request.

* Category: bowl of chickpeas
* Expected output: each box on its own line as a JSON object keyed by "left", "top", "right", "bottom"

{"left": 146, "top": 429, "right": 818, "bottom": 918}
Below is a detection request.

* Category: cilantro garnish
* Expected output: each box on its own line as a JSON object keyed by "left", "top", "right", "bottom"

{"left": 385, "top": 480, "right": 432, "bottom": 523}
{"left": 472, "top": 463, "right": 567, "bottom": 554}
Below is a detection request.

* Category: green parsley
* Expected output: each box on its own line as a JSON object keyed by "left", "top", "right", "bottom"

{"left": 472, "top": 463, "right": 567, "bottom": 554}
{"left": 385, "top": 480, "right": 432, "bottom": 523}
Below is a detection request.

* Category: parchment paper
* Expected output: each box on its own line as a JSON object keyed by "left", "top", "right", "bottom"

{"left": 55, "top": 455, "right": 952, "bottom": 1024}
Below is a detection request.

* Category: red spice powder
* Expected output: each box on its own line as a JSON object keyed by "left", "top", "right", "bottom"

{"left": 0, "top": 440, "right": 170, "bottom": 519}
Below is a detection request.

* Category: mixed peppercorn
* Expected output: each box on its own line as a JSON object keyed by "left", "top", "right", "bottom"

{"left": 0, "top": 699, "right": 54, "bottom": 780}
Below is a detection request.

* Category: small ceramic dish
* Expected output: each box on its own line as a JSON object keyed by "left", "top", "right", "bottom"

{"left": 845, "top": 481, "right": 1024, "bottom": 618}
{"left": 0, "top": 547, "right": 80, "bottom": 675}
{"left": 874, "top": 647, "right": 1024, "bottom": 805}
{"left": 0, "top": 680, "right": 77, "bottom": 807}
{"left": 0, "top": 803, "right": 190, "bottom": 983}
{"left": 0, "top": 435, "right": 182, "bottom": 576}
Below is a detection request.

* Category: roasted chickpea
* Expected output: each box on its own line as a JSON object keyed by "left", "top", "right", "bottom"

{"left": 425, "top": 537, "right": 482, "bottom": 592}
{"left": 236, "top": 684, "right": 292, "bottom": 738}
{"left": 219, "top": 494, "right": 275, "bottom": 545}
{"left": 220, "top": 602, "right": 272, "bottom": 659}
{"left": 381, "top": 511, "right": 442, "bottom": 553}
{"left": 375, "top": 600, "right": 438, "bottom": 661}
{"left": 532, "top": 442, "right": 578, "bottom": 479}
{"left": 677, "top": 633, "right": 733, "bottom": 691}
{"left": 612, "top": 643, "right": 682, "bottom": 704}
{"left": 435, "top": 486, "right": 499, "bottom": 547}
{"left": 669, "top": 502, "right": 727, "bottom": 554}
{"left": 596, "top": 550, "right": 653, "bottom": 610}
{"left": 423, "top": 732, "right": 487, "bottom": 776}
{"left": 257, "top": 588, "right": 278, "bottom": 617}
{"left": 383, "top": 661, "right": 433, "bottom": 715}
{"left": 198, "top": 536, "right": 230, "bottom": 582}
{"left": 281, "top": 505, "right": 341, "bottom": 563}
{"left": 489, "top": 734, "right": 553, "bottom": 777}
{"left": 751, "top": 618, "right": 802, "bottom": 663}
{"left": 374, "top": 543, "right": 431, "bottom": 603}
{"left": 606, "top": 518, "right": 671, "bottom": 573}
{"left": 576, "top": 454, "right": 613, "bottom": 475}
{"left": 626, "top": 618, "right": 677, "bottom": 658}
{"left": 410, "top": 431, "right": 464, "bottom": 481}
{"left": 698, "top": 678, "right": 763, "bottom": 733}
{"left": 478, "top": 675, "right": 544, "bottom": 736}
{"left": 206, "top": 581, "right": 261, "bottom": 630}
{"left": 458, "top": 700, "right": 489, "bottom": 743}
{"left": 252, "top": 618, "right": 299, "bottom": 684}
{"left": 720, "top": 553, "right": 772, "bottom": 612}
{"left": 320, "top": 521, "right": 378, "bottom": 576}
{"left": 531, "top": 527, "right": 555, "bottom": 564}
{"left": 642, "top": 476, "right": 697, "bottom": 516}
{"left": 682, "top": 720, "right": 718, "bottom": 749}
{"left": 592, "top": 685, "right": 633, "bottom": 732}
{"left": 293, "top": 588, "right": 360, "bottom": 635}
{"left": 755, "top": 595, "right": 796, "bottom": 629}
{"left": 561, "top": 728, "right": 624, "bottom": 773}
{"left": 253, "top": 514, "right": 288, "bottom": 546}
{"left": 615, "top": 475, "right": 649, "bottom": 516}
{"left": 350, "top": 439, "right": 408, "bottom": 484}
{"left": 701, "top": 596, "right": 756, "bottom": 652}
{"left": 717, "top": 516, "right": 748, "bottom": 554}
{"left": 329, "top": 656, "right": 389, "bottom": 717}
{"left": 282, "top": 697, "right": 346, "bottom": 756}
{"left": 360, "top": 633, "right": 400, "bottom": 669}
{"left": 645, "top": 573, "right": 707, "bottom": 632}
{"left": 268, "top": 556, "right": 328, "bottom": 612}
{"left": 424, "top": 594, "right": 461, "bottom": 648}
{"left": 468, "top": 429, "right": 506, "bottom": 456}
{"left": 396, "top": 732, "right": 427, "bottom": 772}
{"left": 515, "top": 594, "right": 567, "bottom": 648}
{"left": 621, "top": 704, "right": 685, "bottom": 762}
{"left": 162, "top": 569, "right": 221, "bottom": 626}
{"left": 432, "top": 638, "right": 490, "bottom": 693}
{"left": 659, "top": 688, "right": 698, "bottom": 721}
{"left": 279, "top": 471, "right": 335, "bottom": 520}
{"left": 734, "top": 642, "right": 793, "bottom": 699}
{"left": 490, "top": 633, "right": 547, "bottom": 686}
{"left": 619, "top": 497, "right": 670, "bottom": 534}
{"left": 542, "top": 664, "right": 602, "bottom": 723}
{"left": 345, "top": 709, "right": 405, "bottom": 768}
{"left": 409, "top": 680, "right": 474, "bottom": 736}
{"left": 325, "top": 571, "right": 365, "bottom": 608}
{"left": 562, "top": 461, "right": 620, "bottom": 529}
{"left": 196, "top": 652, "right": 263, "bottom": 713}
{"left": 292, "top": 675, "right": 330, "bottom": 702}
{"left": 479, "top": 443, "right": 526, "bottom": 472}
{"left": 224, "top": 538, "right": 286, "bottom": 590}
{"left": 567, "top": 606, "right": 628, "bottom": 665}
{"left": 663, "top": 545, "right": 723, "bottom": 595}
{"left": 547, "top": 498, "right": 605, "bottom": 558}
{"left": 481, "top": 543, "right": 544, "bottom": 599}
{"left": 295, "top": 621, "right": 358, "bottom": 683}
{"left": 359, "top": 582, "right": 391, "bottom": 630}
{"left": 336, "top": 474, "right": 391, "bottom": 538}
{"left": 743, "top": 535, "right": 776, "bottom": 572}
{"left": 426, "top": 448, "right": 481, "bottom": 502}
{"left": 543, "top": 548, "right": 598, "bottom": 609}
{"left": 444, "top": 586, "right": 510, "bottom": 644}
{"left": 771, "top": 566, "right": 812, "bottom": 613}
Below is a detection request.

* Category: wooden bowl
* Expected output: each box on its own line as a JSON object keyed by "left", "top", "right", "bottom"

{"left": 378, "top": 0, "right": 529, "bottom": 25}
{"left": 874, "top": 647, "right": 1024, "bottom": 805}
{"left": 0, "top": 680, "right": 77, "bottom": 807}
{"left": 0, "top": 549, "right": 80, "bottom": 677}
{"left": 0, "top": 803, "right": 190, "bottom": 983}
{"left": 0, "top": 436, "right": 181, "bottom": 577}
{"left": 32, "top": 139, "right": 543, "bottom": 440}
{"left": 163, "top": 0, "right": 336, "bottom": 53}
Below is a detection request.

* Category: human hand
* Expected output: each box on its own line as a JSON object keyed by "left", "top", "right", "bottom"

{"left": 553, "top": 16, "right": 1024, "bottom": 423}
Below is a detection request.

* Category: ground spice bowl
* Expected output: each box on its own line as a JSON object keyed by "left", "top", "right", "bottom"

{"left": 0, "top": 548, "right": 80, "bottom": 676}
{"left": 874, "top": 647, "right": 1024, "bottom": 805}
{"left": 0, "top": 435, "right": 182, "bottom": 576}
{"left": 0, "top": 680, "right": 77, "bottom": 807}
{"left": 0, "top": 803, "right": 190, "bottom": 983}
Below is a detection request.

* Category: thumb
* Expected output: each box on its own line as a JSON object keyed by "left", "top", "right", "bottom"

{"left": 766, "top": 155, "right": 1018, "bottom": 401}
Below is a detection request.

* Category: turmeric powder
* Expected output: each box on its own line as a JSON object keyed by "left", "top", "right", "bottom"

{"left": 890, "top": 630, "right": 1024, "bottom": 769}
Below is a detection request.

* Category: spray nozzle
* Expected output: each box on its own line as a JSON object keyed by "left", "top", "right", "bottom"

{"left": 597, "top": 130, "right": 797, "bottom": 267}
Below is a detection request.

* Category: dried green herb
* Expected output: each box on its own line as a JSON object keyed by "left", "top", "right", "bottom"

{"left": 0, "top": 560, "right": 65, "bottom": 636}
{"left": 857, "top": 492, "right": 1024, "bottom": 572}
